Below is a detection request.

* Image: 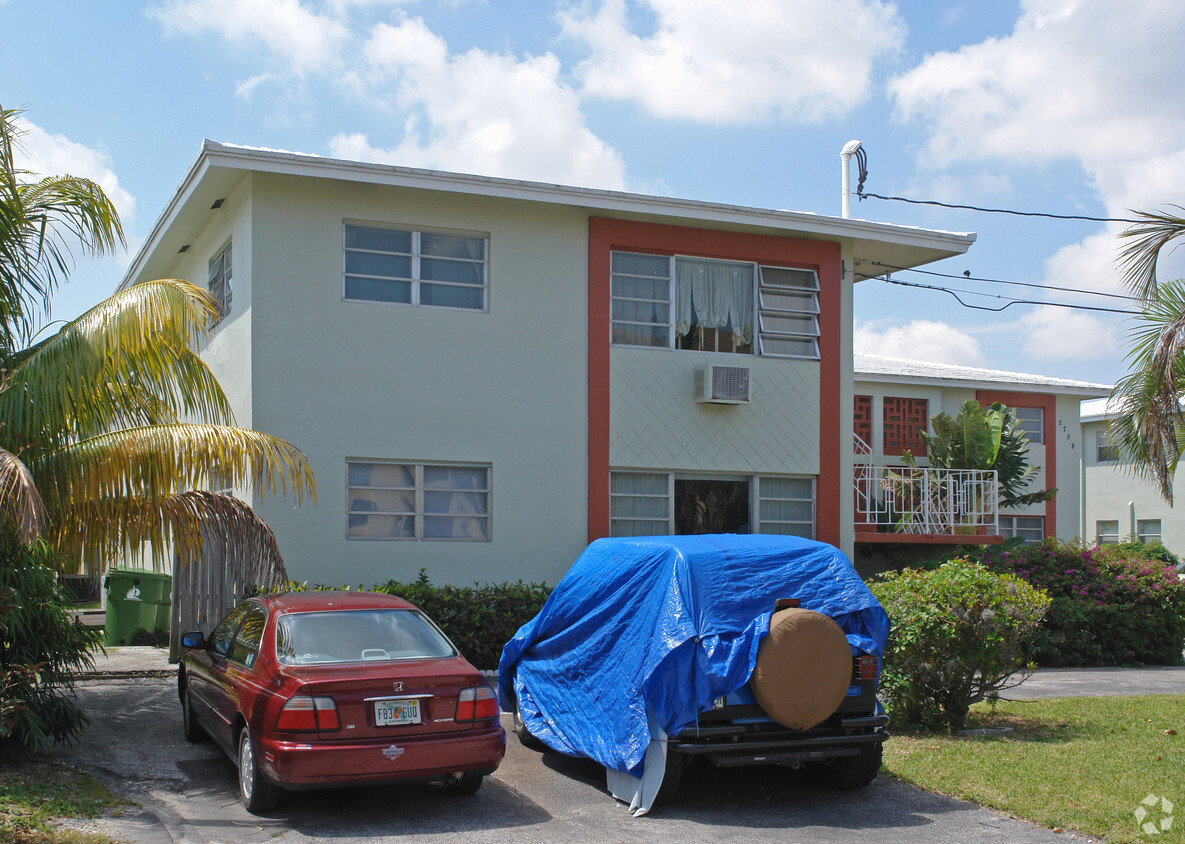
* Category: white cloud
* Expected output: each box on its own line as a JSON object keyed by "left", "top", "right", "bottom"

{"left": 14, "top": 118, "right": 136, "bottom": 225}
{"left": 331, "top": 17, "right": 627, "bottom": 188}
{"left": 560, "top": 0, "right": 905, "bottom": 123}
{"left": 149, "top": 0, "right": 349, "bottom": 75}
{"left": 1019, "top": 306, "right": 1116, "bottom": 362}
{"left": 890, "top": 0, "right": 1185, "bottom": 299}
{"left": 854, "top": 320, "right": 985, "bottom": 366}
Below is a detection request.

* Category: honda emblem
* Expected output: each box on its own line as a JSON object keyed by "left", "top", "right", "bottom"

{"left": 392, "top": 681, "right": 404, "bottom": 692}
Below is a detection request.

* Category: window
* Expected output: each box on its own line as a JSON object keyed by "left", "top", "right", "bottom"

{"left": 1096, "top": 520, "right": 1119, "bottom": 544}
{"left": 208, "top": 242, "right": 232, "bottom": 323}
{"left": 609, "top": 471, "right": 815, "bottom": 539}
{"left": 1137, "top": 519, "right": 1162, "bottom": 544}
{"left": 344, "top": 224, "right": 487, "bottom": 310}
{"left": 347, "top": 462, "right": 489, "bottom": 541}
{"left": 883, "top": 397, "right": 929, "bottom": 457}
{"left": 1013, "top": 407, "right": 1044, "bottom": 444}
{"left": 229, "top": 604, "right": 267, "bottom": 668}
{"left": 609, "top": 252, "right": 820, "bottom": 359}
{"left": 208, "top": 603, "right": 251, "bottom": 658}
{"left": 998, "top": 515, "right": 1044, "bottom": 544}
{"left": 1096, "top": 430, "right": 1119, "bottom": 463}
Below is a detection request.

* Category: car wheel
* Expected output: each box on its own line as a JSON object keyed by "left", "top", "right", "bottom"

{"left": 816, "top": 742, "right": 883, "bottom": 791}
{"left": 655, "top": 748, "right": 685, "bottom": 802}
{"left": 750, "top": 608, "right": 851, "bottom": 730}
{"left": 512, "top": 698, "right": 548, "bottom": 752}
{"left": 238, "top": 727, "right": 279, "bottom": 813}
{"left": 181, "top": 685, "right": 204, "bottom": 743}
{"left": 444, "top": 772, "right": 484, "bottom": 796}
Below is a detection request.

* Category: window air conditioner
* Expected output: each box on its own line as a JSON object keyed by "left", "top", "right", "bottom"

{"left": 695, "top": 365, "right": 750, "bottom": 404}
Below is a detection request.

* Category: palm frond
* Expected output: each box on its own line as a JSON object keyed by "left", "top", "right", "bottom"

{"left": 51, "top": 490, "right": 288, "bottom": 585}
{"left": 1108, "top": 279, "right": 1185, "bottom": 502}
{"left": 0, "top": 106, "right": 125, "bottom": 350}
{"left": 32, "top": 423, "right": 316, "bottom": 524}
{"left": 0, "top": 446, "right": 45, "bottom": 541}
{"left": 0, "top": 280, "right": 232, "bottom": 452}
{"left": 1118, "top": 206, "right": 1185, "bottom": 302}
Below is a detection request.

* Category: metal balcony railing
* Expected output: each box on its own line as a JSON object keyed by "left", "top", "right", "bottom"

{"left": 853, "top": 435, "right": 999, "bottom": 535}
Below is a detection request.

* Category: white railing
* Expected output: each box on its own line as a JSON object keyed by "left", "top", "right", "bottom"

{"left": 853, "top": 436, "right": 999, "bottom": 535}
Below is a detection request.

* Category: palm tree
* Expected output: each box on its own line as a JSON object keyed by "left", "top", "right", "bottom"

{"left": 0, "top": 105, "right": 124, "bottom": 355}
{"left": 0, "top": 278, "right": 315, "bottom": 580}
{"left": 0, "top": 105, "right": 314, "bottom": 585}
{"left": 1112, "top": 207, "right": 1185, "bottom": 502}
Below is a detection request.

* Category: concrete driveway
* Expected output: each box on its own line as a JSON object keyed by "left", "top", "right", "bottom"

{"left": 49, "top": 649, "right": 1106, "bottom": 844}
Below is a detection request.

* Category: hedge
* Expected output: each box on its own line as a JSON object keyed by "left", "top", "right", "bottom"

{"left": 964, "top": 539, "right": 1185, "bottom": 666}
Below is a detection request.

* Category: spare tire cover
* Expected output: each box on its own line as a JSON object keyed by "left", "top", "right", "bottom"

{"left": 750, "top": 607, "right": 851, "bottom": 730}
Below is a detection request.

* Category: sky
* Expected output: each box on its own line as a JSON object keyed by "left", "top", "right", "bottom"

{"left": 3, "top": 0, "right": 1185, "bottom": 388}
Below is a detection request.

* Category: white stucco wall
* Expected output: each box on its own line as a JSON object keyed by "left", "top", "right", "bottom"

{"left": 239, "top": 174, "right": 592, "bottom": 586}
{"left": 1082, "top": 417, "right": 1182, "bottom": 553}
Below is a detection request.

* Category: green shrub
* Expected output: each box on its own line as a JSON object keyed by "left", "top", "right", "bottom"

{"left": 966, "top": 539, "right": 1185, "bottom": 666}
{"left": 870, "top": 558, "right": 1050, "bottom": 732}
{"left": 0, "top": 533, "right": 101, "bottom": 761}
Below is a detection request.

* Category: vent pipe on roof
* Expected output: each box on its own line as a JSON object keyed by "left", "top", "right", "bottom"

{"left": 841, "top": 140, "right": 864, "bottom": 218}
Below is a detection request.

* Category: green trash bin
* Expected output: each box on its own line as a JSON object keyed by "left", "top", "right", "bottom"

{"left": 103, "top": 568, "right": 172, "bottom": 647}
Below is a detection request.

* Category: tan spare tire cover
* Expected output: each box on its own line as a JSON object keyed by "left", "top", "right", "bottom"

{"left": 750, "top": 607, "right": 851, "bottom": 730}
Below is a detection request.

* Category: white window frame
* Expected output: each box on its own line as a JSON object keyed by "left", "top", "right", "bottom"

{"left": 346, "top": 461, "right": 490, "bottom": 542}
{"left": 1096, "top": 519, "right": 1119, "bottom": 544}
{"left": 609, "top": 251, "right": 820, "bottom": 360}
{"left": 208, "top": 242, "right": 232, "bottom": 324}
{"left": 1137, "top": 519, "right": 1162, "bottom": 544}
{"left": 999, "top": 515, "right": 1044, "bottom": 544}
{"left": 1096, "top": 430, "right": 1119, "bottom": 463}
{"left": 1013, "top": 407, "right": 1043, "bottom": 444}
{"left": 608, "top": 470, "right": 816, "bottom": 539}
{"left": 343, "top": 223, "right": 488, "bottom": 311}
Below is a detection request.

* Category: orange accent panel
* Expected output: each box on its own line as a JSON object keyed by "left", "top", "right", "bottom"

{"left": 977, "top": 390, "right": 1057, "bottom": 538}
{"left": 587, "top": 217, "right": 844, "bottom": 546}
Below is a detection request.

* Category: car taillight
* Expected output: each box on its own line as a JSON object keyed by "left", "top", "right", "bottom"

{"left": 455, "top": 686, "right": 499, "bottom": 722}
{"left": 275, "top": 695, "right": 341, "bottom": 732}
{"left": 854, "top": 655, "right": 879, "bottom": 681}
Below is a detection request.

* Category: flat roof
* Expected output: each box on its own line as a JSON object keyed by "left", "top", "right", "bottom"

{"left": 856, "top": 353, "right": 1112, "bottom": 397}
{"left": 122, "top": 140, "right": 977, "bottom": 289}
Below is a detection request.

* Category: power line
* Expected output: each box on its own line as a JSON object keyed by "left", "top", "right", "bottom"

{"left": 878, "top": 277, "right": 1140, "bottom": 315}
{"left": 857, "top": 260, "right": 1143, "bottom": 303}
{"left": 857, "top": 190, "right": 1145, "bottom": 224}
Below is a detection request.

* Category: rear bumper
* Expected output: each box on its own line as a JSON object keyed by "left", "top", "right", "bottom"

{"left": 259, "top": 723, "right": 506, "bottom": 788}
{"left": 671, "top": 715, "right": 888, "bottom": 766}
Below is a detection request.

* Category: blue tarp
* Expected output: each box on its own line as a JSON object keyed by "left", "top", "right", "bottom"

{"left": 498, "top": 534, "right": 890, "bottom": 778}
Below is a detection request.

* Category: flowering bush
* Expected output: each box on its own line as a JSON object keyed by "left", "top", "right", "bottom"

{"left": 869, "top": 559, "right": 1050, "bottom": 732}
{"left": 965, "top": 539, "right": 1185, "bottom": 666}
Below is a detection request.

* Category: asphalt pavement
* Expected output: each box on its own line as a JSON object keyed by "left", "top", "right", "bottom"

{"left": 47, "top": 647, "right": 1185, "bottom": 843}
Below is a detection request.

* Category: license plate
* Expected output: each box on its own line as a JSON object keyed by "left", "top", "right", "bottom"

{"left": 374, "top": 698, "right": 421, "bottom": 726}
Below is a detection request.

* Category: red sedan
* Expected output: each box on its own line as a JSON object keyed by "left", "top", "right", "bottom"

{"left": 179, "top": 591, "right": 505, "bottom": 813}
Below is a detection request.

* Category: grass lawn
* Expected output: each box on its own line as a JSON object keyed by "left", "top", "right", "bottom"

{"left": 0, "top": 759, "right": 127, "bottom": 844}
{"left": 883, "top": 695, "right": 1185, "bottom": 843}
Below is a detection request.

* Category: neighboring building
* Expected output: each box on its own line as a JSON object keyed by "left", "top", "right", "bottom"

{"left": 121, "top": 141, "right": 976, "bottom": 586}
{"left": 1081, "top": 397, "right": 1181, "bottom": 555}
{"left": 852, "top": 355, "right": 1110, "bottom": 573}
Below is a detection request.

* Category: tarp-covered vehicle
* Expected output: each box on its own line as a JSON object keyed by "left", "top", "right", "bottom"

{"left": 498, "top": 534, "right": 891, "bottom": 815}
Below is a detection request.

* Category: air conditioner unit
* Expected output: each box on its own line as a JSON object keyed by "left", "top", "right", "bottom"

{"left": 695, "top": 365, "right": 750, "bottom": 404}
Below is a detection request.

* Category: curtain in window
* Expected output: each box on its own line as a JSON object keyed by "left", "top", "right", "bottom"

{"left": 675, "top": 258, "right": 753, "bottom": 346}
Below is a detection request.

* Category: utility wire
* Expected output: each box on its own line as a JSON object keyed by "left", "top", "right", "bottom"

{"left": 879, "top": 277, "right": 1140, "bottom": 315}
{"left": 857, "top": 190, "right": 1145, "bottom": 224}
{"left": 857, "top": 260, "right": 1143, "bottom": 303}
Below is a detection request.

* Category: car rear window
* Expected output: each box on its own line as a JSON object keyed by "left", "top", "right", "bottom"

{"left": 275, "top": 609, "right": 456, "bottom": 665}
